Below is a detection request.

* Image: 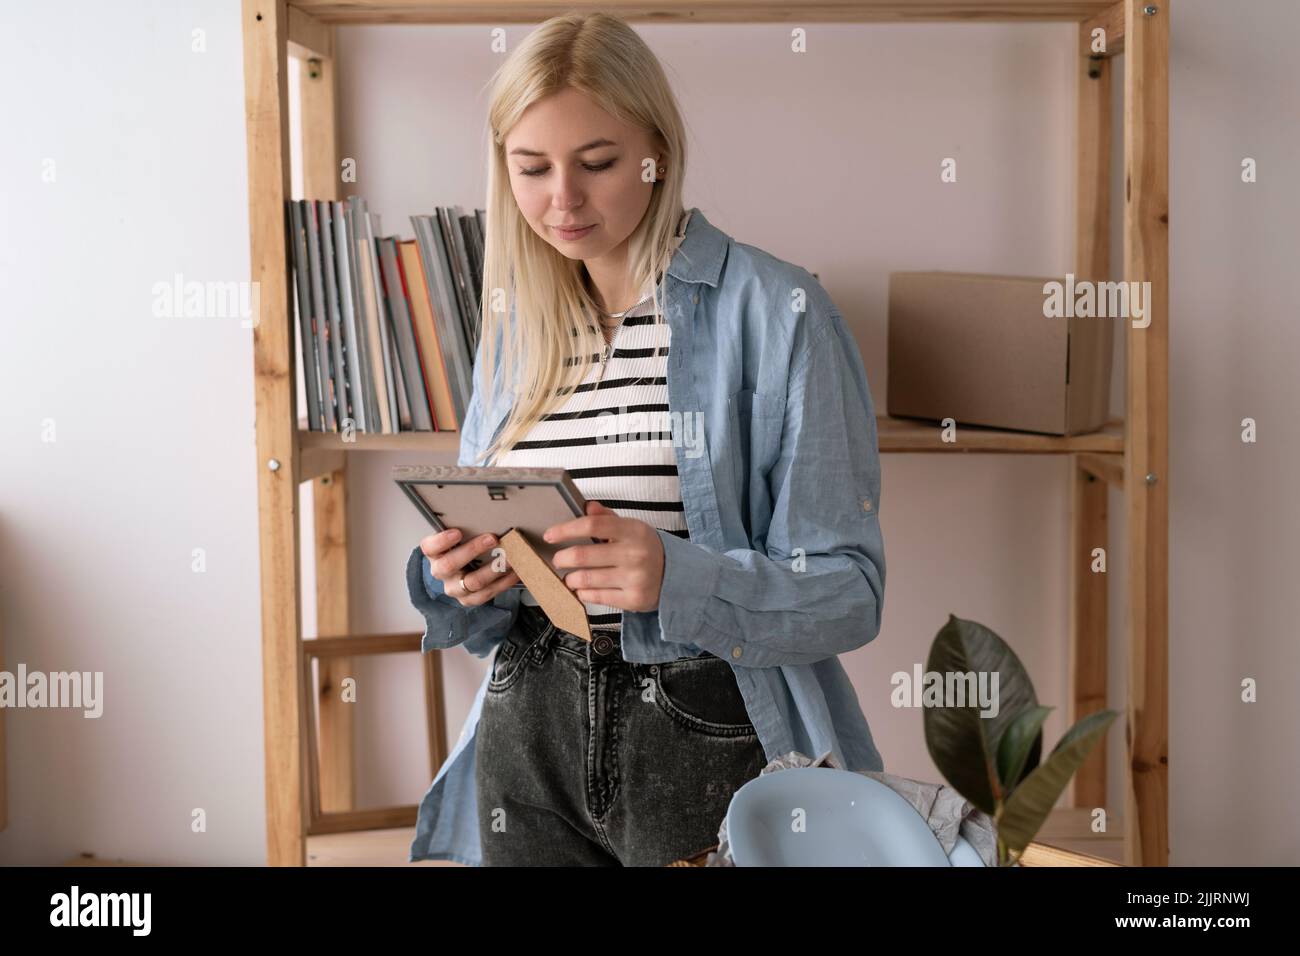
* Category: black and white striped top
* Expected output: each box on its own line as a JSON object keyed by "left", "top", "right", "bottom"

{"left": 497, "top": 255, "right": 692, "bottom": 636}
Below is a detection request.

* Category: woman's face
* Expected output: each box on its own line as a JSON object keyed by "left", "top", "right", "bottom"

{"left": 504, "top": 87, "right": 662, "bottom": 262}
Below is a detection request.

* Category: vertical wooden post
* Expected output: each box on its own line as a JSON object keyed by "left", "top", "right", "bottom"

{"left": 313, "top": 474, "right": 356, "bottom": 814}
{"left": 241, "top": 0, "right": 306, "bottom": 867}
{"left": 1070, "top": 17, "right": 1113, "bottom": 815}
{"left": 1122, "top": 0, "right": 1170, "bottom": 866}
{"left": 423, "top": 653, "right": 450, "bottom": 778}
{"left": 1070, "top": 467, "right": 1111, "bottom": 809}
{"left": 297, "top": 35, "right": 357, "bottom": 816}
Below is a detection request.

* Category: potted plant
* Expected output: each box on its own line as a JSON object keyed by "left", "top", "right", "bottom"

{"left": 923, "top": 614, "right": 1119, "bottom": 866}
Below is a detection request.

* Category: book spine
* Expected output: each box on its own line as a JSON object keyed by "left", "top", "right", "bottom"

{"left": 354, "top": 229, "right": 390, "bottom": 433}
{"left": 334, "top": 199, "right": 369, "bottom": 432}
{"left": 455, "top": 207, "right": 483, "bottom": 333}
{"left": 348, "top": 197, "right": 387, "bottom": 433}
{"left": 385, "top": 303, "right": 412, "bottom": 430}
{"left": 393, "top": 240, "right": 442, "bottom": 429}
{"left": 378, "top": 236, "right": 433, "bottom": 431}
{"left": 399, "top": 239, "right": 456, "bottom": 432}
{"left": 361, "top": 203, "right": 400, "bottom": 431}
{"left": 452, "top": 206, "right": 481, "bottom": 354}
{"left": 303, "top": 199, "right": 337, "bottom": 431}
{"left": 287, "top": 200, "right": 323, "bottom": 431}
{"left": 463, "top": 212, "right": 485, "bottom": 312}
{"left": 318, "top": 201, "right": 352, "bottom": 432}
{"left": 413, "top": 215, "right": 471, "bottom": 424}
{"left": 437, "top": 207, "right": 476, "bottom": 360}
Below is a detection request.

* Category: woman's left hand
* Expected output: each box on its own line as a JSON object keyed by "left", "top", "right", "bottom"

{"left": 543, "top": 501, "right": 665, "bottom": 612}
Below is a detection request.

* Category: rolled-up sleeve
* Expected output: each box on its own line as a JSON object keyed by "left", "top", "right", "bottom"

{"left": 655, "top": 302, "right": 885, "bottom": 669}
{"left": 406, "top": 543, "right": 518, "bottom": 659}
{"left": 404, "top": 319, "right": 520, "bottom": 660}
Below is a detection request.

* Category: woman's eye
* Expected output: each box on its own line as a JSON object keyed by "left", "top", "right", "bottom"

{"left": 519, "top": 160, "right": 616, "bottom": 177}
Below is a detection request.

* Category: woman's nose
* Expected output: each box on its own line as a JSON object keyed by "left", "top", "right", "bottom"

{"left": 550, "top": 171, "right": 585, "bottom": 209}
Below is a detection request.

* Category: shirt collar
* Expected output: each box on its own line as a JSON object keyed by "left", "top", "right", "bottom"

{"left": 666, "top": 206, "right": 727, "bottom": 288}
{"left": 612, "top": 207, "right": 726, "bottom": 313}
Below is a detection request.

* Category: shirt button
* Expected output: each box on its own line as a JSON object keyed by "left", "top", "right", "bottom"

{"left": 731, "top": 645, "right": 743, "bottom": 659}
{"left": 692, "top": 294, "right": 699, "bottom": 304}
{"left": 862, "top": 498, "right": 873, "bottom": 512}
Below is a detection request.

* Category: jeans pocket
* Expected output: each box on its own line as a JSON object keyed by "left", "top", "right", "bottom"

{"left": 649, "top": 656, "right": 757, "bottom": 738}
{"left": 487, "top": 630, "right": 533, "bottom": 693}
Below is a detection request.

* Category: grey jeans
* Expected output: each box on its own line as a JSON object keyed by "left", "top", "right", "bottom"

{"left": 475, "top": 602, "right": 768, "bottom": 866}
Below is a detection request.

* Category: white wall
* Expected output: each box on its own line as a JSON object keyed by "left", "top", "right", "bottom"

{"left": 0, "top": 1, "right": 264, "bottom": 864}
{"left": 0, "top": 0, "right": 1294, "bottom": 866}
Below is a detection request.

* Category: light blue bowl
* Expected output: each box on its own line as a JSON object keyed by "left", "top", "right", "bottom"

{"left": 947, "top": 834, "right": 986, "bottom": 866}
{"left": 726, "top": 767, "right": 982, "bottom": 866}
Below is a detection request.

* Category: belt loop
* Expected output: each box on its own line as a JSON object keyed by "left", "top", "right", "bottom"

{"left": 531, "top": 617, "right": 556, "bottom": 662}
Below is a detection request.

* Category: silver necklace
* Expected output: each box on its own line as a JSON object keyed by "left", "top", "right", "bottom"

{"left": 593, "top": 285, "right": 654, "bottom": 381}
{"left": 595, "top": 309, "right": 624, "bottom": 382}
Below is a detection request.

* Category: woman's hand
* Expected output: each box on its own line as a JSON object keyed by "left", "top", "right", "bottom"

{"left": 543, "top": 501, "right": 665, "bottom": 612}
{"left": 419, "top": 528, "right": 520, "bottom": 607}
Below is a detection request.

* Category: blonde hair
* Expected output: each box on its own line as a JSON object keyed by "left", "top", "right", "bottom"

{"left": 473, "top": 12, "right": 689, "bottom": 464}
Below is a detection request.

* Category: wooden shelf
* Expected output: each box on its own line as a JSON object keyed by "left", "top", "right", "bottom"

{"left": 297, "top": 415, "right": 1125, "bottom": 455}
{"left": 878, "top": 415, "right": 1123, "bottom": 453}
{"left": 298, "top": 422, "right": 460, "bottom": 453}
{"left": 292, "top": 1, "right": 1119, "bottom": 26}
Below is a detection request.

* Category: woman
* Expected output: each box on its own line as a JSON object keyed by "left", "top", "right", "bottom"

{"left": 406, "top": 12, "right": 886, "bottom": 867}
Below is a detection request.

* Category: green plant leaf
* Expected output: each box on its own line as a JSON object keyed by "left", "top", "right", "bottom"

{"left": 997, "top": 705, "right": 1053, "bottom": 790}
{"left": 1049, "top": 706, "right": 1116, "bottom": 757}
{"left": 995, "top": 709, "right": 1120, "bottom": 853}
{"left": 922, "top": 615, "right": 1040, "bottom": 815}
{"left": 1020, "top": 722, "right": 1044, "bottom": 782}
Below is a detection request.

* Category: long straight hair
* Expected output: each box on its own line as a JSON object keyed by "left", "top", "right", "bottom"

{"left": 473, "top": 12, "right": 689, "bottom": 464}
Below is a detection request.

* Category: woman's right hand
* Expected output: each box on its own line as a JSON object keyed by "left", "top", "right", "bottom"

{"left": 420, "top": 528, "right": 520, "bottom": 607}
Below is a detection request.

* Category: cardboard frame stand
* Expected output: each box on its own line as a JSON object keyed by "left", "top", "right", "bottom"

{"left": 498, "top": 527, "right": 592, "bottom": 643}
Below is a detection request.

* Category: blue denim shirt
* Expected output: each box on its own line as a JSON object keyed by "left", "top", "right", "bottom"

{"left": 404, "top": 207, "right": 886, "bottom": 865}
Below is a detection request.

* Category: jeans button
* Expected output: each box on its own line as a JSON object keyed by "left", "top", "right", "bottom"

{"left": 592, "top": 634, "right": 615, "bottom": 656}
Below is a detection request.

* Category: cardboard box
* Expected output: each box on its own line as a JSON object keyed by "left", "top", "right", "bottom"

{"left": 887, "top": 271, "right": 1114, "bottom": 436}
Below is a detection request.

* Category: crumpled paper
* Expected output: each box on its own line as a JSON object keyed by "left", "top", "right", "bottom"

{"left": 706, "top": 750, "right": 999, "bottom": 867}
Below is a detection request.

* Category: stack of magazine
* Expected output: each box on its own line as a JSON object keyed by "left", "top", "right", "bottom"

{"left": 285, "top": 197, "right": 485, "bottom": 433}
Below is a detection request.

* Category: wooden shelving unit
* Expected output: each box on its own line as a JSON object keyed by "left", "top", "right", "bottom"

{"left": 242, "top": 0, "right": 1169, "bottom": 867}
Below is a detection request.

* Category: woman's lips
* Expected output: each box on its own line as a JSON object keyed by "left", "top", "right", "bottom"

{"left": 552, "top": 223, "right": 596, "bottom": 240}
